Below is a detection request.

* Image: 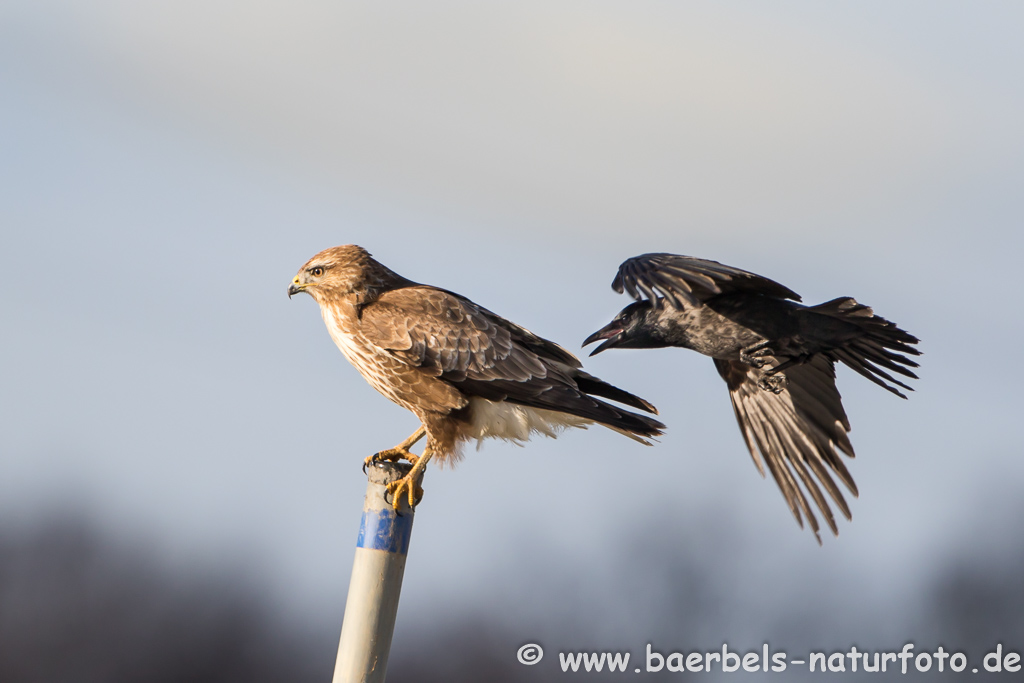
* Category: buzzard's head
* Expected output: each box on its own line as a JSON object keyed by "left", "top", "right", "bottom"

{"left": 288, "top": 244, "right": 379, "bottom": 303}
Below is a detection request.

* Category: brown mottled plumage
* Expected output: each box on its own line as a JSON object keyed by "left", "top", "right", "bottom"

{"left": 289, "top": 245, "right": 664, "bottom": 508}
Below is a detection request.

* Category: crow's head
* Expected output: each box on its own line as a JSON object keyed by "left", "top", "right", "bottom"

{"left": 583, "top": 300, "right": 672, "bottom": 355}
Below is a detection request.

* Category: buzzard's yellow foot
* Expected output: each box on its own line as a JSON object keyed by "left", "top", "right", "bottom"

{"left": 384, "top": 444, "right": 434, "bottom": 511}
{"left": 362, "top": 426, "right": 427, "bottom": 473}
{"left": 385, "top": 474, "right": 425, "bottom": 510}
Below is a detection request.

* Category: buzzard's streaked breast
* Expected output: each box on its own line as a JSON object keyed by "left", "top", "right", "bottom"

{"left": 321, "top": 305, "right": 466, "bottom": 413}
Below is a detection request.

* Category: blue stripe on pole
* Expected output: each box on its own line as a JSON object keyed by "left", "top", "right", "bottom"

{"left": 356, "top": 508, "right": 413, "bottom": 554}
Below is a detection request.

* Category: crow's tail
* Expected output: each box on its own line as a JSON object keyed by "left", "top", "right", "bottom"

{"left": 809, "top": 297, "right": 921, "bottom": 398}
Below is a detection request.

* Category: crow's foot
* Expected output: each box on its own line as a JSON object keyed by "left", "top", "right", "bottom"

{"left": 740, "top": 340, "right": 774, "bottom": 368}
{"left": 758, "top": 374, "right": 787, "bottom": 394}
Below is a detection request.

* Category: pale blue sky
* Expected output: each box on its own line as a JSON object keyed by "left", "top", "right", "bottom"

{"left": 2, "top": 1, "right": 1022, "bottom": 653}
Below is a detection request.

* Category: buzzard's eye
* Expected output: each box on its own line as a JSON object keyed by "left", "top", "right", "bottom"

{"left": 310, "top": 267, "right": 324, "bottom": 277}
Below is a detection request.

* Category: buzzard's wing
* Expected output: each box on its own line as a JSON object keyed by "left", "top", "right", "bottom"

{"left": 360, "top": 286, "right": 662, "bottom": 435}
{"left": 613, "top": 253, "right": 802, "bottom": 308}
{"left": 438, "top": 288, "right": 584, "bottom": 370}
{"left": 714, "top": 355, "right": 856, "bottom": 543}
{"left": 360, "top": 286, "right": 572, "bottom": 384}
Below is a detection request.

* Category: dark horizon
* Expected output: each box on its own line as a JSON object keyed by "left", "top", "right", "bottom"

{"left": 2, "top": 507, "right": 1021, "bottom": 681}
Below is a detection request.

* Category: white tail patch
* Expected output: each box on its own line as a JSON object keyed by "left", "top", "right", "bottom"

{"left": 463, "top": 397, "right": 592, "bottom": 449}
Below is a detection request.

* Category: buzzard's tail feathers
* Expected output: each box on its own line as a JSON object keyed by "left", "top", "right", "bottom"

{"left": 570, "top": 372, "right": 665, "bottom": 443}
{"left": 574, "top": 371, "right": 659, "bottom": 414}
{"left": 457, "top": 378, "right": 665, "bottom": 444}
{"left": 530, "top": 384, "right": 666, "bottom": 444}
{"left": 596, "top": 409, "right": 666, "bottom": 445}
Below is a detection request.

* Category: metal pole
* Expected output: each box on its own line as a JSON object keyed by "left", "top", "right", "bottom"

{"left": 333, "top": 461, "right": 417, "bottom": 683}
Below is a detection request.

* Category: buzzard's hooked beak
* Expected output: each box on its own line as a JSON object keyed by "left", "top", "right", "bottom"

{"left": 582, "top": 322, "right": 624, "bottom": 356}
{"left": 288, "top": 277, "right": 307, "bottom": 299}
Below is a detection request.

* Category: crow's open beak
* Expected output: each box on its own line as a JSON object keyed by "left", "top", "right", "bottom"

{"left": 582, "top": 322, "right": 624, "bottom": 356}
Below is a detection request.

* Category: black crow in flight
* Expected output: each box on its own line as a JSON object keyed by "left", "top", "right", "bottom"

{"left": 583, "top": 253, "right": 920, "bottom": 542}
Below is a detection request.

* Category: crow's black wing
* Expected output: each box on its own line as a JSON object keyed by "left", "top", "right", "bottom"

{"left": 613, "top": 253, "right": 802, "bottom": 308}
{"left": 714, "top": 355, "right": 856, "bottom": 543}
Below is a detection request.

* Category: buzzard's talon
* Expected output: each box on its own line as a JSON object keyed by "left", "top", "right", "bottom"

{"left": 362, "top": 426, "right": 428, "bottom": 473}
{"left": 363, "top": 447, "right": 420, "bottom": 473}
{"left": 385, "top": 474, "right": 424, "bottom": 511}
